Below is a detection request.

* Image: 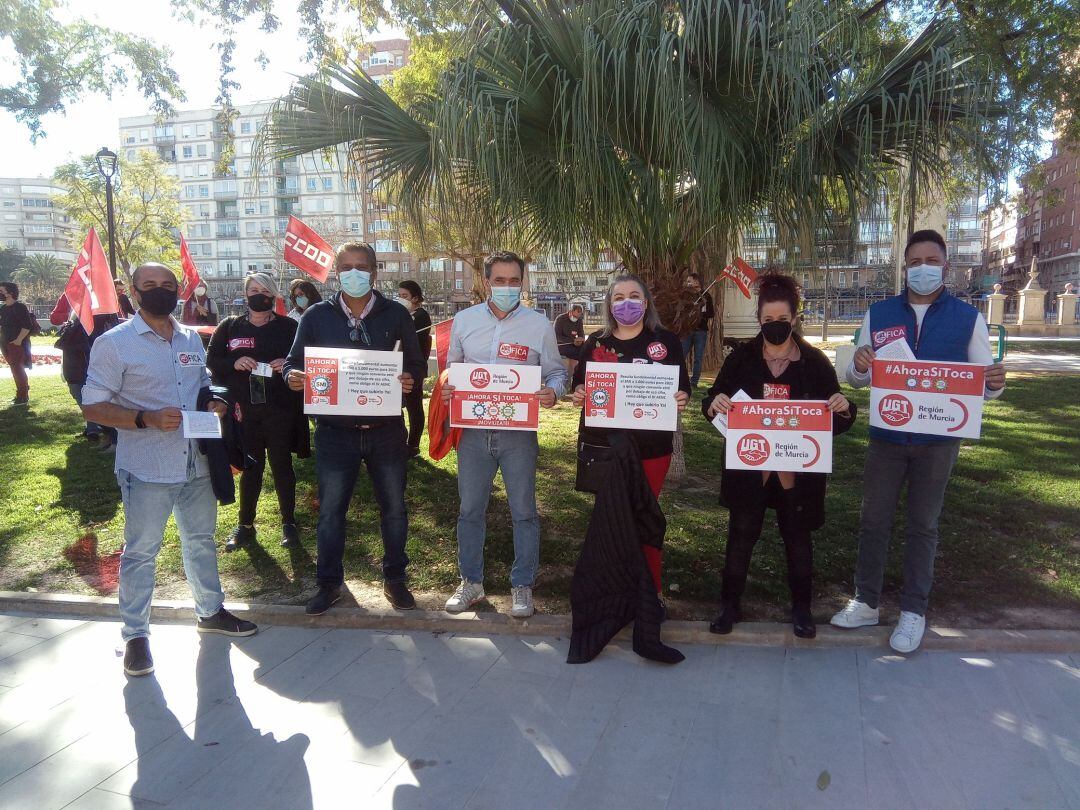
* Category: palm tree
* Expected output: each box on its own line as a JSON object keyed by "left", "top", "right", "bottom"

{"left": 12, "top": 253, "right": 69, "bottom": 304}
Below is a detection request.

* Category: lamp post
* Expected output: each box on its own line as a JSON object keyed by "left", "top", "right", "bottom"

{"left": 95, "top": 147, "right": 119, "bottom": 280}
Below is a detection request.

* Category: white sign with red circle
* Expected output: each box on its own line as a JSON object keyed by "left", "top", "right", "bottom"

{"left": 449, "top": 362, "right": 541, "bottom": 431}
{"left": 303, "top": 346, "right": 403, "bottom": 416}
{"left": 583, "top": 361, "right": 679, "bottom": 431}
{"left": 725, "top": 400, "right": 834, "bottom": 472}
{"left": 869, "top": 359, "right": 985, "bottom": 439}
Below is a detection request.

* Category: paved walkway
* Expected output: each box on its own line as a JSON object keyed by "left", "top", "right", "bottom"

{"left": 2, "top": 612, "right": 1080, "bottom": 809}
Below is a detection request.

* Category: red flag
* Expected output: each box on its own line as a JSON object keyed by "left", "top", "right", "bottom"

{"left": 434, "top": 319, "right": 453, "bottom": 372}
{"left": 177, "top": 236, "right": 204, "bottom": 302}
{"left": 65, "top": 228, "right": 119, "bottom": 335}
{"left": 274, "top": 296, "right": 288, "bottom": 316}
{"left": 283, "top": 216, "right": 333, "bottom": 283}
{"left": 719, "top": 256, "right": 758, "bottom": 299}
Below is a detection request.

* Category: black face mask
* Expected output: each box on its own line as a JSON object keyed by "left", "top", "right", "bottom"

{"left": 137, "top": 287, "right": 178, "bottom": 317}
{"left": 761, "top": 319, "right": 793, "bottom": 346}
{"left": 247, "top": 293, "right": 275, "bottom": 313}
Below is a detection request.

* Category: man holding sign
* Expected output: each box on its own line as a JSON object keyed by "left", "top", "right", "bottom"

{"left": 832, "top": 230, "right": 1006, "bottom": 653}
{"left": 284, "top": 242, "right": 426, "bottom": 615}
{"left": 440, "top": 251, "right": 567, "bottom": 619}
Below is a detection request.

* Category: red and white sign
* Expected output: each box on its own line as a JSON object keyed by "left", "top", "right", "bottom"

{"left": 283, "top": 216, "right": 332, "bottom": 283}
{"left": 762, "top": 382, "right": 790, "bottom": 400}
{"left": 869, "top": 359, "right": 985, "bottom": 439}
{"left": 65, "top": 227, "right": 119, "bottom": 335}
{"left": 177, "top": 236, "right": 204, "bottom": 302}
{"left": 583, "top": 361, "right": 680, "bottom": 431}
{"left": 449, "top": 362, "right": 540, "bottom": 431}
{"left": 304, "top": 346, "right": 403, "bottom": 416}
{"left": 228, "top": 337, "right": 256, "bottom": 351}
{"left": 725, "top": 400, "right": 833, "bottom": 472}
{"left": 872, "top": 326, "right": 908, "bottom": 350}
{"left": 719, "top": 257, "right": 758, "bottom": 299}
{"left": 497, "top": 342, "right": 530, "bottom": 362}
{"left": 434, "top": 320, "right": 453, "bottom": 372}
{"left": 646, "top": 341, "right": 668, "bottom": 361}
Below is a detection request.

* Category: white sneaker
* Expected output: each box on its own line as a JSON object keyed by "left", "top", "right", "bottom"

{"left": 510, "top": 586, "right": 534, "bottom": 619}
{"left": 445, "top": 580, "right": 485, "bottom": 613}
{"left": 830, "top": 599, "right": 880, "bottom": 629}
{"left": 890, "top": 611, "right": 926, "bottom": 653}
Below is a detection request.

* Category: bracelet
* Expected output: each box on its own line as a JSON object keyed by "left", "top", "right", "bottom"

{"left": 135, "top": 410, "right": 147, "bottom": 430}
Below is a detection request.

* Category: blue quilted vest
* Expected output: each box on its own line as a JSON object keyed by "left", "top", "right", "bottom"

{"left": 867, "top": 289, "right": 978, "bottom": 444}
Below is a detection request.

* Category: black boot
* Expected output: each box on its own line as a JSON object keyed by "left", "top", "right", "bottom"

{"left": 709, "top": 575, "right": 744, "bottom": 635}
{"left": 789, "top": 574, "right": 816, "bottom": 639}
{"left": 225, "top": 524, "right": 255, "bottom": 552}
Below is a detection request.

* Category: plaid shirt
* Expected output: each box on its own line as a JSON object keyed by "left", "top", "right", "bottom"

{"left": 82, "top": 314, "right": 211, "bottom": 483}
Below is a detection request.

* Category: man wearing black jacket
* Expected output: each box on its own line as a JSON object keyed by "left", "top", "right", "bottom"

{"left": 284, "top": 242, "right": 427, "bottom": 615}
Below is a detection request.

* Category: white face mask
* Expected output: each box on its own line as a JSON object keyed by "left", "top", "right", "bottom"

{"left": 397, "top": 295, "right": 413, "bottom": 309}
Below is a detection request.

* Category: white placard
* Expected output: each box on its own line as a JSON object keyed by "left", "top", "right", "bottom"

{"left": 303, "top": 347, "right": 404, "bottom": 416}
{"left": 182, "top": 410, "right": 223, "bottom": 439}
{"left": 724, "top": 400, "right": 833, "bottom": 472}
{"left": 583, "top": 362, "right": 680, "bottom": 431}
{"left": 449, "top": 363, "right": 541, "bottom": 430}
{"left": 710, "top": 389, "right": 752, "bottom": 437}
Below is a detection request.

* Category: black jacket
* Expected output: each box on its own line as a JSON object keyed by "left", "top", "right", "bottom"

{"left": 701, "top": 334, "right": 857, "bottom": 530}
{"left": 568, "top": 435, "right": 684, "bottom": 665}
{"left": 54, "top": 313, "right": 120, "bottom": 386}
{"left": 282, "top": 290, "right": 427, "bottom": 430}
{"left": 196, "top": 386, "right": 236, "bottom": 506}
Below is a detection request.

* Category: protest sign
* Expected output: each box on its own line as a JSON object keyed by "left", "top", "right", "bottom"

{"left": 449, "top": 363, "right": 541, "bottom": 430}
{"left": 304, "top": 347, "right": 403, "bottom": 416}
{"left": 869, "top": 358, "right": 985, "bottom": 439}
{"left": 583, "top": 362, "right": 680, "bottom": 431}
{"left": 725, "top": 400, "right": 833, "bottom": 472}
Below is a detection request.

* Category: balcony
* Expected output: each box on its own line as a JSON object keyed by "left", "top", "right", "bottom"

{"left": 219, "top": 249, "right": 241, "bottom": 259}
{"left": 276, "top": 199, "right": 300, "bottom": 217}
{"left": 278, "top": 160, "right": 299, "bottom": 175}
{"left": 153, "top": 133, "right": 176, "bottom": 145}
{"left": 216, "top": 226, "right": 240, "bottom": 238}
{"left": 213, "top": 182, "right": 238, "bottom": 200}
{"left": 275, "top": 182, "right": 300, "bottom": 196}
{"left": 217, "top": 207, "right": 239, "bottom": 220}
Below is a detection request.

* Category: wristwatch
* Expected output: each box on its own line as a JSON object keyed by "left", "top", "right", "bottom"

{"left": 135, "top": 410, "right": 147, "bottom": 429}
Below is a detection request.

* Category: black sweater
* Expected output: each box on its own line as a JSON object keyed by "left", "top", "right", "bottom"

{"left": 412, "top": 306, "right": 433, "bottom": 361}
{"left": 572, "top": 327, "right": 691, "bottom": 459}
{"left": 206, "top": 314, "right": 298, "bottom": 410}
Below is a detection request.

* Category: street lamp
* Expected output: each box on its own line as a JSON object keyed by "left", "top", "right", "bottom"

{"left": 95, "top": 147, "right": 119, "bottom": 281}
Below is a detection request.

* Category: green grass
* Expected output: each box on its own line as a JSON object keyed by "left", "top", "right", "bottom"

{"left": 1007, "top": 339, "right": 1080, "bottom": 357}
{"left": 1, "top": 373, "right": 1078, "bottom": 625}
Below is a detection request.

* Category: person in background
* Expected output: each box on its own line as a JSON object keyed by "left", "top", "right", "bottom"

{"left": 440, "top": 251, "right": 568, "bottom": 619}
{"left": 115, "top": 279, "right": 137, "bottom": 319}
{"left": 681, "top": 272, "right": 714, "bottom": 388}
{"left": 831, "top": 229, "right": 1006, "bottom": 653}
{"left": 181, "top": 283, "right": 219, "bottom": 327}
{"left": 284, "top": 242, "right": 427, "bottom": 615}
{"left": 82, "top": 263, "right": 257, "bottom": 678}
{"left": 570, "top": 276, "right": 690, "bottom": 608}
{"left": 396, "top": 280, "right": 432, "bottom": 458}
{"left": 704, "top": 272, "right": 855, "bottom": 640}
{"left": 287, "top": 278, "right": 322, "bottom": 322}
{"left": 0, "top": 281, "right": 35, "bottom": 406}
{"left": 554, "top": 303, "right": 586, "bottom": 377}
{"left": 207, "top": 273, "right": 308, "bottom": 552}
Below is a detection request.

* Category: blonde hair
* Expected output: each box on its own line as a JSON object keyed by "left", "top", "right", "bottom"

{"left": 244, "top": 272, "right": 280, "bottom": 299}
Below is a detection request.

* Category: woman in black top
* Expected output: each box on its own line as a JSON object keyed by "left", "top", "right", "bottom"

{"left": 702, "top": 273, "right": 856, "bottom": 639}
{"left": 571, "top": 274, "right": 691, "bottom": 600}
{"left": 397, "top": 280, "right": 432, "bottom": 458}
{"left": 207, "top": 273, "right": 309, "bottom": 551}
{"left": 0, "top": 281, "right": 36, "bottom": 405}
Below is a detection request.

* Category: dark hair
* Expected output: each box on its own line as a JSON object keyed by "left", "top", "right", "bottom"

{"left": 0, "top": 281, "right": 17, "bottom": 299}
{"left": 904, "top": 229, "right": 947, "bottom": 260}
{"left": 397, "top": 279, "right": 423, "bottom": 302}
{"left": 483, "top": 250, "right": 525, "bottom": 279}
{"left": 686, "top": 272, "right": 703, "bottom": 283}
{"left": 335, "top": 241, "right": 378, "bottom": 268}
{"left": 756, "top": 270, "right": 801, "bottom": 319}
{"left": 289, "top": 278, "right": 322, "bottom": 306}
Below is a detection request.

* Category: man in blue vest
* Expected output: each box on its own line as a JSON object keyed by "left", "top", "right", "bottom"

{"left": 831, "top": 229, "right": 1006, "bottom": 653}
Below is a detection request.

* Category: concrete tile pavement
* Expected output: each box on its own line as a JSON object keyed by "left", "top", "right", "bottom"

{"left": 1, "top": 611, "right": 1079, "bottom": 809}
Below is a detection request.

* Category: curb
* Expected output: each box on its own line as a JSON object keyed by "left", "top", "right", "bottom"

{"left": 3, "top": 591, "right": 1080, "bottom": 654}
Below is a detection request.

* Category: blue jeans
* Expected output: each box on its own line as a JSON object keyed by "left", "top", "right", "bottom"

{"left": 117, "top": 470, "right": 224, "bottom": 641}
{"left": 314, "top": 420, "right": 410, "bottom": 587}
{"left": 681, "top": 329, "right": 707, "bottom": 385}
{"left": 456, "top": 429, "right": 540, "bottom": 587}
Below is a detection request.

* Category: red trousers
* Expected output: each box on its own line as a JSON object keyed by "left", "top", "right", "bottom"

{"left": 2, "top": 342, "right": 28, "bottom": 400}
{"left": 640, "top": 454, "right": 671, "bottom": 593}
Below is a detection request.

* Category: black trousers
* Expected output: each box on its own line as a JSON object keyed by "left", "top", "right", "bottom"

{"left": 722, "top": 475, "right": 813, "bottom": 604}
{"left": 403, "top": 384, "right": 426, "bottom": 452}
{"left": 238, "top": 406, "right": 297, "bottom": 526}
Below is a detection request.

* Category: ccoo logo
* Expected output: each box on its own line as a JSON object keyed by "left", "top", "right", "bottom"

{"left": 470, "top": 368, "right": 491, "bottom": 389}
{"left": 736, "top": 433, "right": 770, "bottom": 466}
{"left": 879, "top": 393, "right": 912, "bottom": 426}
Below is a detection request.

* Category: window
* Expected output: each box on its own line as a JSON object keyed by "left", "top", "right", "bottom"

{"left": 240, "top": 121, "right": 252, "bottom": 134}
{"left": 198, "top": 184, "right": 209, "bottom": 198}
{"left": 139, "top": 129, "right": 149, "bottom": 142}
{"left": 455, "top": 278, "right": 463, "bottom": 290}
{"left": 244, "top": 202, "right": 256, "bottom": 215}
{"left": 838, "top": 271, "right": 846, "bottom": 288}
{"left": 369, "top": 219, "right": 392, "bottom": 233}
{"left": 259, "top": 201, "right": 270, "bottom": 215}
{"left": 182, "top": 146, "right": 193, "bottom": 159}
{"left": 322, "top": 177, "right": 333, "bottom": 191}
{"left": 852, "top": 270, "right": 860, "bottom": 286}
{"left": 198, "top": 164, "right": 209, "bottom": 177}
{"left": 196, "top": 144, "right": 208, "bottom": 157}
{"left": 196, "top": 123, "right": 207, "bottom": 136}
{"left": 401, "top": 261, "right": 409, "bottom": 275}
{"left": 182, "top": 125, "right": 192, "bottom": 138}
{"left": 245, "top": 222, "right": 256, "bottom": 235}
{"left": 306, "top": 178, "right": 318, "bottom": 192}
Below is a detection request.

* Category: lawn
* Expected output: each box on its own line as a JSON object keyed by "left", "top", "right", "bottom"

{"left": 1, "top": 372, "right": 1078, "bottom": 627}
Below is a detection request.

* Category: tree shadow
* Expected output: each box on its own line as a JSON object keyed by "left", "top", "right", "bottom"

{"left": 45, "top": 440, "right": 122, "bottom": 527}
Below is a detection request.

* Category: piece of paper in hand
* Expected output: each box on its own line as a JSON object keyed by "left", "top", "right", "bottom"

{"left": 711, "top": 389, "right": 751, "bottom": 436}
{"left": 182, "top": 410, "right": 223, "bottom": 439}
{"left": 875, "top": 338, "right": 916, "bottom": 361}
{"left": 251, "top": 362, "right": 273, "bottom": 377}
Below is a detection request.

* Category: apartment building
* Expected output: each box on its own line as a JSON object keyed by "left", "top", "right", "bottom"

{"left": 1015, "top": 139, "right": 1080, "bottom": 296}
{"left": 0, "top": 178, "right": 77, "bottom": 264}
{"left": 982, "top": 201, "right": 1018, "bottom": 292}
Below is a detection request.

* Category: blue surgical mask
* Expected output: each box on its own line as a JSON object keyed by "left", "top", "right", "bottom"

{"left": 906, "top": 263, "right": 944, "bottom": 296}
{"left": 490, "top": 285, "right": 521, "bottom": 312}
{"left": 295, "top": 295, "right": 308, "bottom": 309}
{"left": 339, "top": 269, "right": 372, "bottom": 298}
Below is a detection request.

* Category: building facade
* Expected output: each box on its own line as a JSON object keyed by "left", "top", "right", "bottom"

{"left": 1014, "top": 140, "right": 1080, "bottom": 299}
{"left": 0, "top": 178, "right": 77, "bottom": 264}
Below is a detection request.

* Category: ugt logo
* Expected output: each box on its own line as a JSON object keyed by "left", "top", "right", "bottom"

{"left": 470, "top": 368, "right": 491, "bottom": 389}
{"left": 879, "top": 394, "right": 912, "bottom": 426}
{"left": 736, "top": 433, "right": 770, "bottom": 466}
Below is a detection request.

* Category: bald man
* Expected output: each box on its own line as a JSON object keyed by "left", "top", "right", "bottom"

{"left": 83, "top": 263, "right": 257, "bottom": 677}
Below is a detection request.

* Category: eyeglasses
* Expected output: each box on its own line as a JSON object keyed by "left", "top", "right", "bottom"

{"left": 349, "top": 317, "right": 370, "bottom": 345}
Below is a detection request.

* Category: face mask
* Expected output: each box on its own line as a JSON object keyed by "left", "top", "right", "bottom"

{"left": 489, "top": 285, "right": 521, "bottom": 312}
{"left": 761, "top": 319, "right": 793, "bottom": 346}
{"left": 339, "top": 269, "right": 372, "bottom": 298}
{"left": 397, "top": 295, "right": 413, "bottom": 309}
{"left": 294, "top": 295, "right": 309, "bottom": 309}
{"left": 247, "top": 293, "right": 275, "bottom": 312}
{"left": 569, "top": 315, "right": 579, "bottom": 323}
{"left": 906, "top": 263, "right": 944, "bottom": 296}
{"left": 611, "top": 299, "right": 645, "bottom": 326}
{"left": 138, "top": 287, "right": 178, "bottom": 317}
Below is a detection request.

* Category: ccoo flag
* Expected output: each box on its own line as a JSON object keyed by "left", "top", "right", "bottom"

{"left": 719, "top": 256, "right": 758, "bottom": 299}
{"left": 177, "top": 236, "right": 204, "bottom": 302}
{"left": 65, "top": 227, "right": 119, "bottom": 335}
{"left": 283, "top": 216, "right": 333, "bottom": 283}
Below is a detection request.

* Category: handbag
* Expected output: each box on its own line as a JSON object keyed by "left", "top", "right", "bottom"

{"left": 575, "top": 440, "right": 613, "bottom": 494}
